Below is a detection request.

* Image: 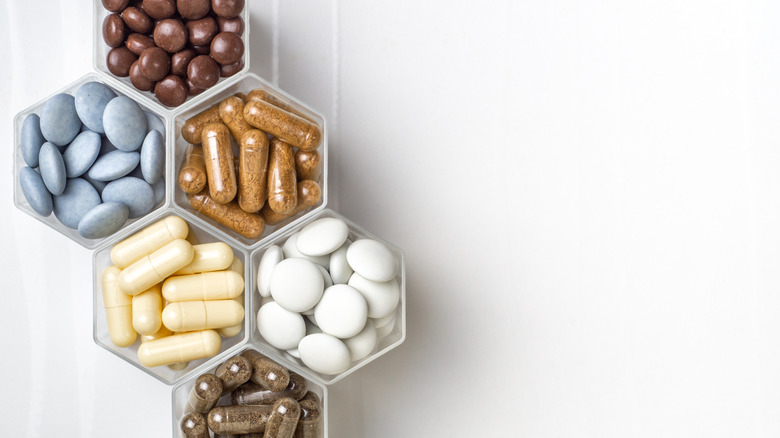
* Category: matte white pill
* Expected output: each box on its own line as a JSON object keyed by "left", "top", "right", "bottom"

{"left": 283, "top": 233, "right": 330, "bottom": 267}
{"left": 344, "top": 319, "right": 377, "bottom": 361}
{"left": 372, "top": 311, "right": 397, "bottom": 329}
{"left": 270, "top": 258, "right": 324, "bottom": 313}
{"left": 256, "top": 245, "right": 283, "bottom": 298}
{"left": 302, "top": 264, "right": 333, "bottom": 316}
{"left": 329, "top": 239, "right": 353, "bottom": 284}
{"left": 348, "top": 273, "right": 401, "bottom": 319}
{"left": 257, "top": 302, "right": 306, "bottom": 350}
{"left": 346, "top": 239, "right": 397, "bottom": 282}
{"left": 375, "top": 313, "right": 397, "bottom": 338}
{"left": 295, "top": 217, "right": 349, "bottom": 256}
{"left": 314, "top": 285, "right": 368, "bottom": 339}
{"left": 298, "top": 333, "right": 351, "bottom": 375}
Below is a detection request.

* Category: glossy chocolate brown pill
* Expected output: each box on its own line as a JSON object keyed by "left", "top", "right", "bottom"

{"left": 188, "top": 55, "right": 220, "bottom": 89}
{"left": 178, "top": 145, "right": 208, "bottom": 194}
{"left": 267, "top": 138, "right": 297, "bottom": 215}
{"left": 259, "top": 180, "right": 321, "bottom": 226}
{"left": 263, "top": 398, "right": 300, "bottom": 438}
{"left": 187, "top": 373, "right": 223, "bottom": 413}
{"left": 154, "top": 18, "right": 188, "bottom": 53}
{"left": 187, "top": 17, "right": 218, "bottom": 46}
{"left": 187, "top": 79, "right": 207, "bottom": 96}
{"left": 171, "top": 48, "right": 197, "bottom": 77}
{"left": 102, "top": 0, "right": 130, "bottom": 12}
{"left": 192, "top": 44, "right": 211, "bottom": 55}
{"left": 244, "top": 100, "right": 322, "bottom": 152}
{"left": 181, "top": 412, "right": 209, "bottom": 438}
{"left": 126, "top": 33, "right": 156, "bottom": 55}
{"left": 220, "top": 58, "right": 244, "bottom": 78}
{"left": 215, "top": 354, "right": 253, "bottom": 394}
{"left": 217, "top": 16, "right": 243, "bottom": 36}
{"left": 121, "top": 6, "right": 153, "bottom": 34}
{"left": 212, "top": 0, "right": 244, "bottom": 18}
{"left": 103, "top": 14, "right": 126, "bottom": 48}
{"left": 188, "top": 191, "right": 266, "bottom": 239}
{"left": 201, "top": 123, "right": 237, "bottom": 203}
{"left": 236, "top": 129, "right": 269, "bottom": 213}
{"left": 129, "top": 60, "right": 156, "bottom": 91}
{"left": 181, "top": 105, "right": 221, "bottom": 144}
{"left": 154, "top": 75, "right": 188, "bottom": 106}
{"left": 208, "top": 405, "right": 273, "bottom": 435}
{"left": 177, "top": 0, "right": 210, "bottom": 20}
{"left": 294, "top": 400, "right": 322, "bottom": 438}
{"left": 141, "top": 0, "right": 176, "bottom": 19}
{"left": 242, "top": 350, "right": 290, "bottom": 392}
{"left": 106, "top": 46, "right": 138, "bottom": 77}
{"left": 139, "top": 47, "right": 170, "bottom": 81}
{"left": 294, "top": 150, "right": 321, "bottom": 182}
{"left": 210, "top": 32, "right": 244, "bottom": 65}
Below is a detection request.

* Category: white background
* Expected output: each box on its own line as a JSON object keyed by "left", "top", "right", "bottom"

{"left": 2, "top": 0, "right": 780, "bottom": 436}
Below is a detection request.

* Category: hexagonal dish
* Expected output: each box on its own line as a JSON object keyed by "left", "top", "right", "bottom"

{"left": 250, "top": 209, "right": 405, "bottom": 385}
{"left": 93, "top": 0, "right": 250, "bottom": 112}
{"left": 171, "top": 345, "right": 328, "bottom": 438}
{"left": 172, "top": 72, "right": 328, "bottom": 250}
{"left": 13, "top": 72, "right": 170, "bottom": 249}
{"left": 93, "top": 211, "right": 250, "bottom": 385}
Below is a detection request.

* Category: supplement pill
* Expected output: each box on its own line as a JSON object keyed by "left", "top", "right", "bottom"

{"left": 188, "top": 191, "right": 266, "bottom": 238}
{"left": 232, "top": 374, "right": 307, "bottom": 406}
{"left": 178, "top": 145, "right": 208, "bottom": 194}
{"left": 266, "top": 138, "right": 297, "bottom": 215}
{"left": 215, "top": 355, "right": 252, "bottom": 394}
{"left": 102, "top": 265, "right": 137, "bottom": 348}
{"left": 294, "top": 399, "right": 322, "bottom": 438}
{"left": 294, "top": 150, "right": 321, "bottom": 182}
{"left": 181, "top": 104, "right": 221, "bottom": 144}
{"left": 162, "top": 300, "right": 244, "bottom": 331}
{"left": 259, "top": 180, "right": 321, "bottom": 226}
{"left": 219, "top": 96, "right": 253, "bottom": 141}
{"left": 132, "top": 284, "right": 163, "bottom": 335}
{"left": 243, "top": 100, "right": 321, "bottom": 152}
{"left": 201, "top": 122, "right": 237, "bottom": 203}
{"left": 137, "top": 329, "right": 221, "bottom": 367}
{"left": 162, "top": 270, "right": 244, "bottom": 301}
{"left": 207, "top": 405, "right": 273, "bottom": 434}
{"left": 242, "top": 350, "right": 290, "bottom": 392}
{"left": 188, "top": 373, "right": 223, "bottom": 413}
{"left": 263, "top": 397, "right": 300, "bottom": 438}
{"left": 111, "top": 215, "right": 189, "bottom": 268}
{"left": 181, "top": 412, "right": 209, "bottom": 438}
{"left": 117, "top": 239, "right": 194, "bottom": 295}
{"left": 237, "top": 129, "right": 269, "bottom": 213}
{"left": 174, "top": 242, "right": 234, "bottom": 275}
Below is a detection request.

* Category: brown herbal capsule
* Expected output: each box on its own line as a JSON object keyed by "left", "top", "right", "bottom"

{"left": 187, "top": 373, "right": 223, "bottom": 413}
{"left": 207, "top": 405, "right": 273, "bottom": 435}
{"left": 237, "top": 129, "right": 269, "bottom": 213}
{"left": 181, "top": 104, "right": 221, "bottom": 144}
{"left": 260, "top": 180, "right": 320, "bottom": 226}
{"left": 232, "top": 374, "right": 307, "bottom": 406}
{"left": 215, "top": 354, "right": 253, "bottom": 394}
{"left": 293, "top": 399, "right": 322, "bottom": 438}
{"left": 241, "top": 350, "right": 290, "bottom": 391}
{"left": 294, "top": 150, "right": 321, "bottom": 182}
{"left": 201, "top": 123, "right": 237, "bottom": 203}
{"left": 181, "top": 412, "right": 209, "bottom": 438}
{"left": 188, "top": 191, "right": 266, "bottom": 238}
{"left": 178, "top": 145, "right": 208, "bottom": 194}
{"left": 299, "top": 391, "right": 320, "bottom": 406}
{"left": 214, "top": 434, "right": 240, "bottom": 438}
{"left": 246, "top": 89, "right": 313, "bottom": 122}
{"left": 263, "top": 398, "right": 300, "bottom": 438}
{"left": 219, "top": 96, "right": 253, "bottom": 141}
{"left": 244, "top": 100, "right": 321, "bottom": 152}
{"left": 266, "top": 138, "right": 297, "bottom": 215}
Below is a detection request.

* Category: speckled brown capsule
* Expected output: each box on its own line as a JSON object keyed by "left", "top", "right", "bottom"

{"left": 188, "top": 191, "right": 266, "bottom": 239}
{"left": 266, "top": 138, "right": 297, "bottom": 215}
{"left": 242, "top": 350, "right": 290, "bottom": 392}
{"left": 178, "top": 145, "right": 208, "bottom": 194}
{"left": 237, "top": 129, "right": 269, "bottom": 213}
{"left": 294, "top": 150, "right": 321, "bottom": 182}
{"left": 182, "top": 104, "right": 221, "bottom": 144}
{"left": 207, "top": 404, "right": 273, "bottom": 435}
{"left": 232, "top": 373, "right": 308, "bottom": 406}
{"left": 244, "top": 100, "right": 321, "bottom": 152}
{"left": 187, "top": 373, "right": 223, "bottom": 413}
{"left": 201, "top": 123, "right": 237, "bottom": 204}
{"left": 259, "top": 180, "right": 320, "bottom": 226}
{"left": 293, "top": 399, "right": 322, "bottom": 438}
{"left": 181, "top": 412, "right": 209, "bottom": 438}
{"left": 219, "top": 96, "right": 253, "bottom": 141}
{"left": 215, "top": 354, "right": 253, "bottom": 394}
{"left": 263, "top": 398, "right": 300, "bottom": 438}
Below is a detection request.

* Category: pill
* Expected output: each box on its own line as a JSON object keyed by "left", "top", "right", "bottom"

{"left": 201, "top": 122, "right": 237, "bottom": 203}
{"left": 188, "top": 191, "right": 266, "bottom": 239}
{"left": 217, "top": 300, "right": 244, "bottom": 337}
{"left": 216, "top": 354, "right": 253, "bottom": 394}
{"left": 188, "top": 54, "right": 220, "bottom": 89}
{"left": 53, "top": 178, "right": 101, "bottom": 229}
{"left": 217, "top": 15, "right": 244, "bottom": 36}
{"left": 103, "top": 13, "right": 126, "bottom": 47}
{"left": 256, "top": 245, "right": 283, "bottom": 298}
{"left": 140, "top": 130, "right": 165, "bottom": 184}
{"left": 244, "top": 100, "right": 321, "bottom": 152}
{"left": 375, "top": 313, "right": 397, "bottom": 338}
{"left": 19, "top": 166, "right": 53, "bottom": 216}
{"left": 102, "top": 265, "right": 137, "bottom": 348}
{"left": 121, "top": 6, "right": 153, "bottom": 34}
{"left": 314, "top": 285, "right": 368, "bottom": 339}
{"left": 207, "top": 405, "right": 273, "bottom": 435}
{"left": 181, "top": 412, "right": 209, "bottom": 438}
{"left": 246, "top": 89, "right": 312, "bottom": 122}
{"left": 298, "top": 333, "right": 351, "bottom": 375}
{"left": 40, "top": 93, "right": 81, "bottom": 146}
{"left": 266, "top": 138, "right": 297, "bottom": 215}
{"left": 186, "top": 16, "right": 218, "bottom": 46}
{"left": 343, "top": 319, "right": 377, "bottom": 361}
{"left": 281, "top": 233, "right": 329, "bottom": 268}
{"left": 126, "top": 33, "right": 155, "bottom": 56}
{"left": 294, "top": 399, "right": 322, "bottom": 438}
{"left": 38, "top": 142, "right": 66, "bottom": 195}
{"left": 232, "top": 373, "right": 307, "bottom": 406}
{"left": 177, "top": 0, "right": 210, "bottom": 20}
{"left": 346, "top": 239, "right": 397, "bottom": 283}
{"left": 219, "top": 96, "right": 252, "bottom": 141}
{"left": 178, "top": 145, "right": 208, "bottom": 194}
{"left": 259, "top": 180, "right": 321, "bottom": 226}
{"left": 145, "top": 112, "right": 166, "bottom": 137}
{"left": 111, "top": 215, "right": 189, "bottom": 268}
{"left": 293, "top": 150, "right": 321, "bottom": 182}
{"left": 174, "top": 242, "right": 234, "bottom": 275}
{"left": 102, "top": 0, "right": 129, "bottom": 13}
{"left": 257, "top": 302, "right": 305, "bottom": 350}
{"left": 142, "top": 0, "right": 176, "bottom": 19}
{"left": 141, "top": 325, "right": 173, "bottom": 343}
{"left": 171, "top": 48, "right": 197, "bottom": 77}
{"left": 299, "top": 391, "right": 320, "bottom": 406}
{"left": 305, "top": 267, "right": 331, "bottom": 316}
{"left": 188, "top": 373, "right": 223, "bottom": 413}
{"left": 295, "top": 217, "right": 349, "bottom": 257}
{"left": 328, "top": 239, "right": 353, "bottom": 284}
{"left": 372, "top": 311, "right": 397, "bottom": 329}
{"left": 118, "top": 238, "right": 194, "bottom": 295}
{"left": 210, "top": 32, "right": 244, "bottom": 65}
{"left": 102, "top": 176, "right": 156, "bottom": 218}
{"left": 21, "top": 114, "right": 45, "bottom": 167}
{"left": 263, "top": 397, "right": 300, "bottom": 438}
{"left": 131, "top": 284, "right": 163, "bottom": 335}
{"left": 78, "top": 202, "right": 130, "bottom": 239}
{"left": 63, "top": 131, "right": 101, "bottom": 178}
{"left": 236, "top": 131, "right": 270, "bottom": 211}
{"left": 155, "top": 76, "right": 189, "bottom": 107}
{"left": 103, "top": 96, "right": 147, "bottom": 152}
{"left": 162, "top": 270, "right": 243, "bottom": 301}
{"left": 181, "top": 104, "right": 221, "bottom": 144}
{"left": 138, "top": 329, "right": 221, "bottom": 367}
{"left": 75, "top": 82, "right": 117, "bottom": 134}
{"left": 88, "top": 150, "right": 140, "bottom": 181}
{"left": 220, "top": 59, "right": 245, "bottom": 77}
{"left": 242, "top": 350, "right": 290, "bottom": 392}
{"left": 348, "top": 274, "right": 401, "bottom": 319}
{"left": 269, "top": 258, "right": 324, "bottom": 313}
{"left": 212, "top": 0, "right": 244, "bottom": 18}
{"left": 162, "top": 300, "right": 244, "bottom": 331}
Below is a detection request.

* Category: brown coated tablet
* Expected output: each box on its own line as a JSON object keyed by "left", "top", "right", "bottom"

{"left": 210, "top": 32, "right": 244, "bottom": 65}
{"left": 139, "top": 47, "right": 170, "bottom": 81}
{"left": 129, "top": 60, "right": 156, "bottom": 91}
{"left": 106, "top": 46, "right": 138, "bottom": 77}
{"left": 188, "top": 55, "right": 220, "bottom": 89}
{"left": 212, "top": 0, "right": 244, "bottom": 18}
{"left": 171, "top": 49, "right": 197, "bottom": 77}
{"left": 154, "top": 18, "right": 188, "bottom": 53}
{"left": 121, "top": 7, "right": 153, "bottom": 34}
{"left": 236, "top": 129, "right": 269, "bottom": 213}
{"left": 102, "top": 0, "right": 130, "bottom": 13}
{"left": 201, "top": 123, "right": 237, "bottom": 203}
{"left": 177, "top": 0, "right": 210, "bottom": 20}
{"left": 259, "top": 180, "right": 320, "bottom": 226}
{"left": 181, "top": 104, "right": 221, "bottom": 144}
{"left": 141, "top": 0, "right": 176, "bottom": 19}
{"left": 188, "top": 191, "right": 266, "bottom": 239}
{"left": 220, "top": 59, "right": 244, "bottom": 77}
{"left": 126, "top": 33, "right": 156, "bottom": 56}
{"left": 103, "top": 14, "right": 126, "bottom": 48}
{"left": 186, "top": 78, "right": 207, "bottom": 96}
{"left": 186, "top": 17, "right": 218, "bottom": 46}
{"left": 244, "top": 100, "right": 321, "bottom": 152}
{"left": 294, "top": 150, "right": 321, "bottom": 182}
{"left": 178, "top": 145, "right": 208, "bottom": 194}
{"left": 217, "top": 16, "right": 244, "bottom": 35}
{"left": 219, "top": 96, "right": 252, "bottom": 140}
{"left": 154, "top": 75, "right": 188, "bottom": 106}
{"left": 266, "top": 138, "right": 297, "bottom": 215}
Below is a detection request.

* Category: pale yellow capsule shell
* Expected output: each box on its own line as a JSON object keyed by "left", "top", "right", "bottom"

{"left": 141, "top": 325, "right": 173, "bottom": 343}
{"left": 102, "top": 265, "right": 136, "bottom": 348}
{"left": 174, "top": 242, "right": 234, "bottom": 275}
{"left": 138, "top": 330, "right": 221, "bottom": 367}
{"left": 162, "top": 300, "right": 245, "bottom": 332}
{"left": 167, "top": 361, "right": 190, "bottom": 371}
{"left": 162, "top": 270, "right": 244, "bottom": 302}
{"left": 111, "top": 216, "right": 189, "bottom": 268}
{"left": 132, "top": 284, "right": 163, "bottom": 336}
{"left": 218, "top": 293, "right": 244, "bottom": 337}
{"left": 118, "top": 239, "right": 195, "bottom": 296}
{"left": 229, "top": 257, "right": 243, "bottom": 275}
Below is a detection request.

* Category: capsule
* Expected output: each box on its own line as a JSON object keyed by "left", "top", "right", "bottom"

{"left": 162, "top": 300, "right": 244, "bottom": 332}
{"left": 118, "top": 239, "right": 195, "bottom": 295}
{"left": 188, "top": 191, "right": 266, "bottom": 239}
{"left": 260, "top": 180, "right": 321, "bottom": 226}
{"left": 208, "top": 405, "right": 274, "bottom": 434}
{"left": 293, "top": 399, "right": 322, "bottom": 438}
{"left": 110, "top": 216, "right": 189, "bottom": 268}
{"left": 182, "top": 104, "right": 221, "bottom": 144}
{"left": 174, "top": 242, "right": 235, "bottom": 275}
{"left": 299, "top": 392, "right": 320, "bottom": 406}
{"left": 181, "top": 412, "right": 209, "bottom": 438}
{"left": 232, "top": 373, "right": 307, "bottom": 406}
{"left": 237, "top": 129, "right": 270, "bottom": 213}
{"left": 188, "top": 373, "right": 223, "bottom": 413}
{"left": 140, "top": 326, "right": 189, "bottom": 369}
{"left": 202, "top": 122, "right": 237, "bottom": 204}
{"left": 220, "top": 96, "right": 253, "bottom": 141}
{"left": 241, "top": 350, "right": 291, "bottom": 391}
{"left": 244, "top": 100, "right": 321, "bottom": 152}
{"left": 178, "top": 145, "right": 208, "bottom": 195}
{"left": 220, "top": 256, "right": 246, "bottom": 337}
{"left": 163, "top": 270, "right": 244, "bottom": 302}
{"left": 294, "top": 149, "right": 321, "bottom": 182}
{"left": 263, "top": 397, "right": 300, "bottom": 438}
{"left": 137, "top": 329, "right": 221, "bottom": 367}
{"left": 132, "top": 284, "right": 163, "bottom": 335}
{"left": 246, "top": 88, "right": 313, "bottom": 122}
{"left": 102, "top": 265, "right": 136, "bottom": 348}
{"left": 215, "top": 354, "right": 253, "bottom": 394}
{"left": 267, "top": 138, "right": 297, "bottom": 215}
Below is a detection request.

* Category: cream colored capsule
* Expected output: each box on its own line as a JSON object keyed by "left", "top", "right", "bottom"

{"left": 137, "top": 330, "right": 221, "bottom": 367}
{"left": 162, "top": 300, "right": 245, "bottom": 332}
{"left": 111, "top": 216, "right": 189, "bottom": 268}
{"left": 173, "top": 242, "right": 234, "bottom": 275}
{"left": 132, "top": 284, "right": 163, "bottom": 336}
{"left": 220, "top": 255, "right": 245, "bottom": 337}
{"left": 141, "top": 325, "right": 173, "bottom": 343}
{"left": 162, "top": 270, "right": 244, "bottom": 302}
{"left": 118, "top": 239, "right": 195, "bottom": 295}
{"left": 228, "top": 257, "right": 243, "bottom": 275}
{"left": 102, "top": 265, "right": 136, "bottom": 348}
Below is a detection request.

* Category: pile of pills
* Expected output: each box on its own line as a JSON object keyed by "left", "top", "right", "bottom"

{"left": 256, "top": 217, "right": 400, "bottom": 376}
{"left": 180, "top": 350, "right": 323, "bottom": 438}
{"left": 19, "top": 81, "right": 165, "bottom": 239}
{"left": 177, "top": 89, "right": 323, "bottom": 239}
{"left": 101, "top": 215, "right": 245, "bottom": 368}
{"left": 100, "top": 0, "right": 245, "bottom": 107}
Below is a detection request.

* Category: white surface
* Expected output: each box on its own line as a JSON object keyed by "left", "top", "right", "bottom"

{"left": 3, "top": 0, "right": 780, "bottom": 437}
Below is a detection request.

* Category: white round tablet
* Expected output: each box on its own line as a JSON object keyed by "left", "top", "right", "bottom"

{"left": 329, "top": 239, "right": 353, "bottom": 284}
{"left": 286, "top": 348, "right": 300, "bottom": 359}
{"left": 298, "top": 333, "right": 352, "bottom": 375}
{"left": 270, "top": 258, "right": 324, "bottom": 313}
{"left": 314, "top": 285, "right": 368, "bottom": 339}
{"left": 372, "top": 311, "right": 397, "bottom": 329}
{"left": 346, "top": 239, "right": 397, "bottom": 282}
{"left": 375, "top": 313, "right": 397, "bottom": 338}
{"left": 344, "top": 319, "right": 377, "bottom": 361}
{"left": 257, "top": 302, "right": 306, "bottom": 350}
{"left": 296, "top": 217, "right": 349, "bottom": 256}
{"left": 256, "top": 245, "right": 284, "bottom": 298}
{"left": 348, "top": 273, "right": 401, "bottom": 319}
{"left": 283, "top": 233, "right": 330, "bottom": 267}
{"left": 301, "top": 265, "right": 333, "bottom": 316}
